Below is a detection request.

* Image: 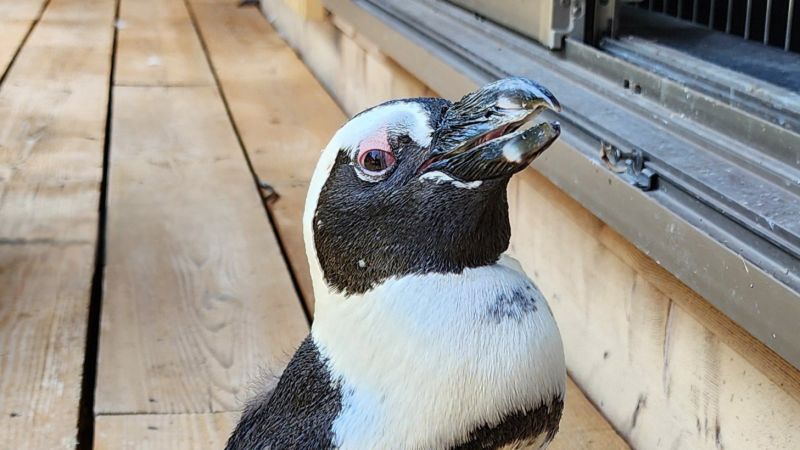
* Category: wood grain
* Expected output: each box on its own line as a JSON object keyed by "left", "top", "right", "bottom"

{"left": 549, "top": 379, "right": 629, "bottom": 450}
{"left": 0, "top": 245, "right": 94, "bottom": 450}
{"left": 0, "top": 0, "right": 116, "bottom": 447}
{"left": 116, "top": 0, "right": 214, "bottom": 87}
{"left": 283, "top": 0, "right": 324, "bottom": 21}
{"left": 189, "top": 0, "right": 347, "bottom": 311}
{"left": 0, "top": 0, "right": 46, "bottom": 21}
{"left": 96, "top": 85, "right": 308, "bottom": 414}
{"left": 94, "top": 412, "right": 237, "bottom": 449}
{"left": 510, "top": 168, "right": 800, "bottom": 450}
{"left": 0, "top": 21, "right": 32, "bottom": 78}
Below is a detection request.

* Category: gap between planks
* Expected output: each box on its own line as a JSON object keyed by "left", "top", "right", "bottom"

{"left": 182, "top": 0, "right": 314, "bottom": 323}
{"left": 0, "top": 0, "right": 51, "bottom": 84}
{"left": 0, "top": 0, "right": 117, "bottom": 449}
{"left": 95, "top": 0, "right": 307, "bottom": 421}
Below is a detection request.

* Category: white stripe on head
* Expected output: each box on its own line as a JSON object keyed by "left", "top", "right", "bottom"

{"left": 303, "top": 101, "right": 434, "bottom": 301}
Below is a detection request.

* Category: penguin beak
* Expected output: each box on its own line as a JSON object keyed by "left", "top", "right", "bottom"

{"left": 421, "top": 77, "right": 561, "bottom": 182}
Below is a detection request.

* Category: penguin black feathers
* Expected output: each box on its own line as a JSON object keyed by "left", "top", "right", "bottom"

{"left": 226, "top": 77, "right": 567, "bottom": 450}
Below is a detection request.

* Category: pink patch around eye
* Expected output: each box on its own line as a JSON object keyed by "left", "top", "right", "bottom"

{"left": 357, "top": 127, "right": 390, "bottom": 161}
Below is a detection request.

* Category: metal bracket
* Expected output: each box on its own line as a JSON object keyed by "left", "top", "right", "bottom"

{"left": 600, "top": 141, "right": 657, "bottom": 191}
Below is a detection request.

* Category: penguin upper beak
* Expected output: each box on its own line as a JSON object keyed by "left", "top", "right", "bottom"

{"left": 421, "top": 77, "right": 561, "bottom": 182}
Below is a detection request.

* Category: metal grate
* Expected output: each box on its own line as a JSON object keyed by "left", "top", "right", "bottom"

{"left": 637, "top": 0, "right": 799, "bottom": 52}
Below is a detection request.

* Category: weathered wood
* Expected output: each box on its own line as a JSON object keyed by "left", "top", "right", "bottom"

{"left": 116, "top": 0, "right": 214, "bottom": 87}
{"left": 0, "top": 21, "right": 31, "bottom": 78}
{"left": 509, "top": 169, "right": 800, "bottom": 450}
{"left": 94, "top": 412, "right": 237, "bottom": 449}
{"left": 548, "top": 379, "right": 629, "bottom": 450}
{"left": 0, "top": 246, "right": 93, "bottom": 450}
{"left": 96, "top": 85, "right": 308, "bottom": 414}
{"left": 0, "top": 0, "right": 46, "bottom": 21}
{"left": 189, "top": 0, "right": 348, "bottom": 311}
{"left": 283, "top": 0, "right": 324, "bottom": 21}
{"left": 0, "top": 0, "right": 116, "bottom": 448}
{"left": 262, "top": 0, "right": 432, "bottom": 117}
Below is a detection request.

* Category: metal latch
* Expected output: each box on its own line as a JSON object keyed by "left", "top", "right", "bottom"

{"left": 600, "top": 141, "right": 657, "bottom": 191}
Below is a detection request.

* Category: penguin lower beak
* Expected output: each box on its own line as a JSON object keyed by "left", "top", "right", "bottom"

{"left": 421, "top": 77, "right": 561, "bottom": 182}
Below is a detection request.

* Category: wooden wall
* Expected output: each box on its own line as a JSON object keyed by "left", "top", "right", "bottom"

{"left": 261, "top": 1, "right": 800, "bottom": 448}
{"left": 261, "top": 0, "right": 436, "bottom": 116}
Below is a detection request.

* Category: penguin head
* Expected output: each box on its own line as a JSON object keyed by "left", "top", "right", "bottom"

{"left": 304, "top": 77, "right": 561, "bottom": 296}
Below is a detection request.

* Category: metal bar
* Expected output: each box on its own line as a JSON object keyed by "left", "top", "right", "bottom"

{"left": 765, "top": 0, "right": 773, "bottom": 45}
{"left": 709, "top": 0, "right": 716, "bottom": 28}
{"left": 693, "top": 0, "right": 699, "bottom": 22}
{"left": 745, "top": 0, "right": 753, "bottom": 39}
{"left": 677, "top": 0, "right": 683, "bottom": 18}
{"left": 663, "top": 0, "right": 668, "bottom": 14}
{"left": 726, "top": 0, "right": 733, "bottom": 32}
{"left": 787, "top": 0, "right": 796, "bottom": 51}
{"left": 649, "top": 0, "right": 654, "bottom": 11}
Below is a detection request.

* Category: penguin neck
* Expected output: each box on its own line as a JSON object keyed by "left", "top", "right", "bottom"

{"left": 308, "top": 253, "right": 562, "bottom": 375}
{"left": 307, "top": 254, "right": 566, "bottom": 449}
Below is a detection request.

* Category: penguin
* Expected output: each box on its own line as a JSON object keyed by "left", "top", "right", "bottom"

{"left": 226, "top": 77, "right": 566, "bottom": 450}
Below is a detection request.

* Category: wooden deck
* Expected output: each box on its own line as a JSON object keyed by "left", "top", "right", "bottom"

{"left": 0, "top": 0, "right": 628, "bottom": 448}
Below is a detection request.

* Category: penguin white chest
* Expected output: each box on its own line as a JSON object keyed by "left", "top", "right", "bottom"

{"left": 311, "top": 255, "right": 566, "bottom": 450}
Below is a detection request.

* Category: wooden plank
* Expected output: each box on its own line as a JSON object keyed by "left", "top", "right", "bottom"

{"left": 0, "top": 0, "right": 116, "bottom": 448}
{"left": 597, "top": 225, "right": 800, "bottom": 405}
{"left": 0, "top": 21, "right": 32, "bottom": 78}
{"left": 0, "top": 0, "right": 46, "bottom": 21}
{"left": 509, "top": 169, "right": 800, "bottom": 449}
{"left": 283, "top": 0, "right": 325, "bottom": 21}
{"left": 115, "top": 0, "right": 214, "bottom": 87}
{"left": 94, "top": 412, "right": 237, "bottom": 449}
{"left": 189, "top": 0, "right": 348, "bottom": 311}
{"left": 0, "top": 246, "right": 93, "bottom": 450}
{"left": 96, "top": 85, "right": 308, "bottom": 414}
{"left": 550, "top": 379, "right": 629, "bottom": 450}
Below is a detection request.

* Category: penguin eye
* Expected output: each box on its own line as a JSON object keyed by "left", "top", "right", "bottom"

{"left": 358, "top": 149, "right": 396, "bottom": 175}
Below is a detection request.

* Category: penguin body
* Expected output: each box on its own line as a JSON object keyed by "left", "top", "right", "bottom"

{"left": 227, "top": 79, "right": 566, "bottom": 450}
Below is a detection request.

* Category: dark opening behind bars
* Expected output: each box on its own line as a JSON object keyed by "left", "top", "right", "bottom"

{"left": 637, "top": 0, "right": 799, "bottom": 52}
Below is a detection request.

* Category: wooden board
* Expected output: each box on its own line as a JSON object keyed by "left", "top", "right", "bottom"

{"left": 550, "top": 379, "right": 629, "bottom": 450}
{"left": 115, "top": 0, "right": 214, "bottom": 87}
{"left": 95, "top": 85, "right": 308, "bottom": 415}
{"left": 0, "top": 21, "right": 31, "bottom": 78}
{"left": 509, "top": 169, "right": 800, "bottom": 450}
{"left": 189, "top": 0, "right": 348, "bottom": 311}
{"left": 0, "top": 0, "right": 116, "bottom": 448}
{"left": 95, "top": 412, "right": 237, "bottom": 449}
{"left": 0, "top": 246, "right": 94, "bottom": 450}
{"left": 206, "top": 5, "right": 629, "bottom": 448}
{"left": 92, "top": 381, "right": 623, "bottom": 450}
{"left": 0, "top": 0, "right": 46, "bottom": 21}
